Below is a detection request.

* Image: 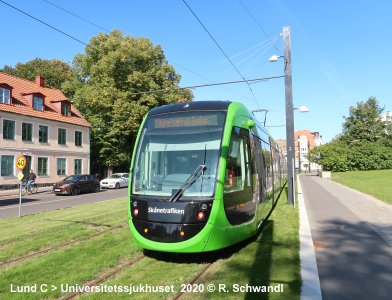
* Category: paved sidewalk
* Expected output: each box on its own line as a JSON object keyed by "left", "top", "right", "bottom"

{"left": 299, "top": 174, "right": 392, "bottom": 300}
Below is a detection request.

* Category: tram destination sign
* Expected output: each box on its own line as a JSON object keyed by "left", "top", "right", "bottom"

{"left": 154, "top": 114, "right": 220, "bottom": 129}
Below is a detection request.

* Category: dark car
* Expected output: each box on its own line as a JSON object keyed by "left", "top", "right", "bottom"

{"left": 53, "top": 175, "right": 100, "bottom": 195}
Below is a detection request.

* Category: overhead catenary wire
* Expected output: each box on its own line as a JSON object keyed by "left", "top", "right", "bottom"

{"left": 181, "top": 0, "right": 260, "bottom": 108}
{"left": 0, "top": 0, "right": 92, "bottom": 49}
{"left": 0, "top": 0, "right": 283, "bottom": 102}
{"left": 237, "top": 0, "right": 279, "bottom": 51}
{"left": 128, "top": 75, "right": 284, "bottom": 96}
{"left": 42, "top": 0, "right": 111, "bottom": 33}
{"left": 40, "top": 0, "right": 249, "bottom": 99}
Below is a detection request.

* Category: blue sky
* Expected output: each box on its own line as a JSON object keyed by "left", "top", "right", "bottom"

{"left": 1, "top": 0, "right": 391, "bottom": 142}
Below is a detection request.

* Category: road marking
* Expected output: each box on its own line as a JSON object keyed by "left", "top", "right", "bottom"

{"left": 0, "top": 192, "right": 127, "bottom": 211}
{"left": 0, "top": 195, "right": 83, "bottom": 210}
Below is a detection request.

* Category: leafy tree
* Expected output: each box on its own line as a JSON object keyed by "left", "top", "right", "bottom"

{"left": 310, "top": 97, "right": 392, "bottom": 172}
{"left": 341, "top": 97, "right": 387, "bottom": 143}
{"left": 310, "top": 139, "right": 350, "bottom": 172}
{"left": 1, "top": 58, "right": 76, "bottom": 90}
{"left": 64, "top": 30, "right": 193, "bottom": 174}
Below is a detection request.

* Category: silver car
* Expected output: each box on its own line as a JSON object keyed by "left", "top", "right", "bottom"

{"left": 100, "top": 173, "right": 129, "bottom": 189}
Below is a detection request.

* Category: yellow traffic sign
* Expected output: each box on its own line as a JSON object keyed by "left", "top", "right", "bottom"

{"left": 16, "top": 155, "right": 27, "bottom": 171}
{"left": 17, "top": 172, "right": 24, "bottom": 181}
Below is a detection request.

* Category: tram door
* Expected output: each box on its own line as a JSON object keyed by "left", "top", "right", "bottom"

{"left": 223, "top": 127, "right": 255, "bottom": 225}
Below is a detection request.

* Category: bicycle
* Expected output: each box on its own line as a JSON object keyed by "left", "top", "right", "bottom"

{"left": 21, "top": 180, "right": 38, "bottom": 196}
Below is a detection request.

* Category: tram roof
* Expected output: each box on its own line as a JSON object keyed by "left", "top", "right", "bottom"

{"left": 148, "top": 101, "right": 231, "bottom": 116}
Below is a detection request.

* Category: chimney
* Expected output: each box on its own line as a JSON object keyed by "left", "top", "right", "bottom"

{"left": 35, "top": 76, "right": 45, "bottom": 87}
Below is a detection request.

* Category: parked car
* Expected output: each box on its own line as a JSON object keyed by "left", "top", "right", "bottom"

{"left": 53, "top": 175, "right": 100, "bottom": 195}
{"left": 100, "top": 173, "right": 129, "bottom": 189}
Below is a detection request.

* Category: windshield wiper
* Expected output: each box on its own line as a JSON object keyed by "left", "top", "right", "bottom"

{"left": 169, "top": 164, "right": 206, "bottom": 202}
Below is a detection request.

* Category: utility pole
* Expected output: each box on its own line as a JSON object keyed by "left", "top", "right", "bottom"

{"left": 283, "top": 26, "right": 295, "bottom": 206}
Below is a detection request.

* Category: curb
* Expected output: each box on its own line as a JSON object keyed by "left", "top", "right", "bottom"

{"left": 298, "top": 175, "right": 322, "bottom": 300}
{"left": 0, "top": 188, "right": 53, "bottom": 199}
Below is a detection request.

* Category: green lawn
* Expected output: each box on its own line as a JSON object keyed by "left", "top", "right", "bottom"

{"left": 0, "top": 191, "right": 300, "bottom": 300}
{"left": 332, "top": 169, "right": 392, "bottom": 205}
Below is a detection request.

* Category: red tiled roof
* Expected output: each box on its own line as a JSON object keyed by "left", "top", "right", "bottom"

{"left": 0, "top": 72, "right": 91, "bottom": 128}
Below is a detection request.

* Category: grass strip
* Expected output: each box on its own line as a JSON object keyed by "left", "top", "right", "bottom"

{"left": 0, "top": 198, "right": 128, "bottom": 263}
{"left": 79, "top": 193, "right": 300, "bottom": 300}
{"left": 0, "top": 189, "right": 301, "bottom": 300}
{"left": 332, "top": 169, "right": 392, "bottom": 205}
{"left": 0, "top": 228, "right": 140, "bottom": 300}
{"left": 0, "top": 197, "right": 128, "bottom": 241}
{"left": 181, "top": 193, "right": 300, "bottom": 300}
{"left": 79, "top": 255, "right": 207, "bottom": 300}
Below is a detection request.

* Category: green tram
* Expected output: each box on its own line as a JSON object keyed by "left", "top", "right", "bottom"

{"left": 128, "top": 101, "right": 287, "bottom": 252}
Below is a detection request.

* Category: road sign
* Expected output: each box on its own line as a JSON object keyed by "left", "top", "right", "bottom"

{"left": 16, "top": 155, "right": 27, "bottom": 171}
{"left": 17, "top": 172, "right": 24, "bottom": 181}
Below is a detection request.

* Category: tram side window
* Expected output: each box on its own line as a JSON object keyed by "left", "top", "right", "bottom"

{"left": 261, "top": 141, "right": 273, "bottom": 197}
{"left": 225, "top": 127, "right": 251, "bottom": 193}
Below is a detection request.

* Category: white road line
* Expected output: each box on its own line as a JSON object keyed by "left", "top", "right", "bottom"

{"left": 0, "top": 195, "right": 83, "bottom": 210}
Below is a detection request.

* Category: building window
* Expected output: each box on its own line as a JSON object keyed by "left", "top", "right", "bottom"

{"left": 75, "top": 131, "right": 82, "bottom": 146}
{"left": 57, "top": 158, "right": 66, "bottom": 175}
{"left": 0, "top": 87, "right": 10, "bottom": 104}
{"left": 58, "top": 128, "right": 66, "bottom": 145}
{"left": 39, "top": 125, "right": 48, "bottom": 143}
{"left": 33, "top": 96, "right": 44, "bottom": 111}
{"left": 22, "top": 123, "right": 33, "bottom": 142}
{"left": 38, "top": 157, "right": 48, "bottom": 176}
{"left": 61, "top": 102, "right": 71, "bottom": 116}
{"left": 1, "top": 155, "right": 14, "bottom": 176}
{"left": 74, "top": 159, "right": 82, "bottom": 175}
{"left": 3, "top": 119, "right": 15, "bottom": 140}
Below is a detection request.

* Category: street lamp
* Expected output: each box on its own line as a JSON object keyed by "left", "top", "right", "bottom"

{"left": 296, "top": 106, "right": 310, "bottom": 113}
{"left": 269, "top": 26, "right": 296, "bottom": 206}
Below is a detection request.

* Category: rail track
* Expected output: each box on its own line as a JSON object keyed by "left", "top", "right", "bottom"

{"left": 0, "top": 223, "right": 128, "bottom": 269}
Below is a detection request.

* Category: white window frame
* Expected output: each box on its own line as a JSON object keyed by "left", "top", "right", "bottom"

{"left": 58, "top": 128, "right": 67, "bottom": 145}
{"left": 22, "top": 122, "right": 33, "bottom": 142}
{"left": 0, "top": 87, "right": 11, "bottom": 104}
{"left": 0, "top": 154, "right": 15, "bottom": 177}
{"left": 39, "top": 125, "right": 49, "bottom": 144}
{"left": 3, "top": 119, "right": 16, "bottom": 140}
{"left": 74, "top": 158, "right": 83, "bottom": 175}
{"left": 57, "top": 157, "right": 67, "bottom": 176}
{"left": 37, "top": 156, "right": 49, "bottom": 176}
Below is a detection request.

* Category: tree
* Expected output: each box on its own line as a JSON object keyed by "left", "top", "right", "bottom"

{"left": 341, "top": 97, "right": 387, "bottom": 143}
{"left": 64, "top": 30, "right": 193, "bottom": 174}
{"left": 1, "top": 58, "right": 76, "bottom": 91}
{"left": 310, "top": 96, "right": 392, "bottom": 172}
{"left": 309, "top": 139, "right": 350, "bottom": 172}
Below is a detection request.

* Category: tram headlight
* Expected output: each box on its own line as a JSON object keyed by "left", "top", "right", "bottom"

{"left": 196, "top": 211, "right": 205, "bottom": 221}
{"left": 200, "top": 203, "right": 208, "bottom": 211}
{"left": 133, "top": 208, "right": 139, "bottom": 217}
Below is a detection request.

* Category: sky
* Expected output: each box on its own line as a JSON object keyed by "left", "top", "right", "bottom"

{"left": 1, "top": 0, "right": 391, "bottom": 142}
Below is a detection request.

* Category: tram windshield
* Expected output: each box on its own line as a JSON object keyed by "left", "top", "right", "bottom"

{"left": 132, "top": 111, "right": 226, "bottom": 199}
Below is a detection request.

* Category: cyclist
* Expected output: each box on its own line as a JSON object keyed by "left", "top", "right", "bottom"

{"left": 26, "top": 169, "right": 37, "bottom": 193}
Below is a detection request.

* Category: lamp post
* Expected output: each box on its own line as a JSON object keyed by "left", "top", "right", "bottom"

{"left": 269, "top": 26, "right": 295, "bottom": 206}
{"left": 297, "top": 139, "right": 301, "bottom": 173}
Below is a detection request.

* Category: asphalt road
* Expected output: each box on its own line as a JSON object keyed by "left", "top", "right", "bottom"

{"left": 300, "top": 174, "right": 392, "bottom": 300}
{"left": 0, "top": 188, "right": 128, "bottom": 219}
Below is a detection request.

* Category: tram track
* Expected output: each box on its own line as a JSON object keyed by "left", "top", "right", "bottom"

{"left": 173, "top": 261, "right": 215, "bottom": 299}
{"left": 59, "top": 254, "right": 146, "bottom": 300}
{"left": 0, "top": 223, "right": 128, "bottom": 269}
{"left": 0, "top": 211, "right": 125, "bottom": 246}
